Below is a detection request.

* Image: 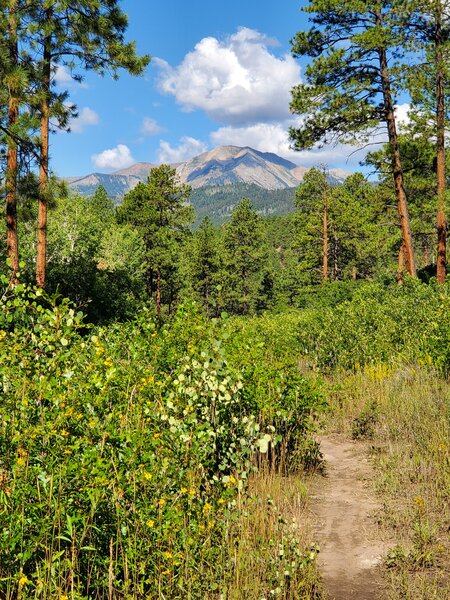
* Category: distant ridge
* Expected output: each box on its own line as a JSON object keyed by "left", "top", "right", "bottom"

{"left": 65, "top": 145, "right": 351, "bottom": 199}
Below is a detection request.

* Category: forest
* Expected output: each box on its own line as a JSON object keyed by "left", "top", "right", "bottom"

{"left": 0, "top": 1, "right": 449, "bottom": 599}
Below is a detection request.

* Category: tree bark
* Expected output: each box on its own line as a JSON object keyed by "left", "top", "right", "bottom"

{"left": 377, "top": 11, "right": 416, "bottom": 278}
{"left": 6, "top": 0, "right": 19, "bottom": 284}
{"left": 436, "top": 13, "right": 447, "bottom": 283}
{"left": 36, "top": 17, "right": 51, "bottom": 288}
{"left": 322, "top": 175, "right": 328, "bottom": 282}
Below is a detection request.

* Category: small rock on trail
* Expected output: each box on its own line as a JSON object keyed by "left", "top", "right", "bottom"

{"left": 310, "top": 435, "right": 389, "bottom": 600}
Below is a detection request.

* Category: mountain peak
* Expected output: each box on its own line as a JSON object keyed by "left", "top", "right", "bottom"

{"left": 65, "top": 145, "right": 351, "bottom": 198}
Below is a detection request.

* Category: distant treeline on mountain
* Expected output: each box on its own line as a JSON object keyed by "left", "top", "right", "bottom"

{"left": 190, "top": 183, "right": 297, "bottom": 226}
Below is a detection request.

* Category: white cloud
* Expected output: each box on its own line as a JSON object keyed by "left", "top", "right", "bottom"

{"left": 141, "top": 117, "right": 164, "bottom": 136}
{"left": 70, "top": 107, "right": 100, "bottom": 133}
{"left": 395, "top": 103, "right": 411, "bottom": 129}
{"left": 155, "top": 27, "right": 301, "bottom": 126}
{"left": 53, "top": 64, "right": 88, "bottom": 88}
{"left": 157, "top": 136, "right": 208, "bottom": 163}
{"left": 91, "top": 144, "right": 135, "bottom": 171}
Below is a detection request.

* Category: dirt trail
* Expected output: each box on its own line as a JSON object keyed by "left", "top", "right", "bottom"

{"left": 310, "top": 435, "right": 389, "bottom": 600}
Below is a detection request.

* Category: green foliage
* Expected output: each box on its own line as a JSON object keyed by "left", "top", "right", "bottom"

{"left": 294, "top": 280, "right": 450, "bottom": 372}
{"left": 289, "top": 0, "right": 405, "bottom": 149}
{"left": 190, "top": 183, "right": 297, "bottom": 226}
{"left": 183, "top": 216, "right": 223, "bottom": 316}
{"left": 0, "top": 283, "right": 324, "bottom": 598}
{"left": 352, "top": 400, "right": 378, "bottom": 440}
{"left": 222, "top": 198, "right": 267, "bottom": 315}
{"left": 118, "top": 165, "right": 193, "bottom": 310}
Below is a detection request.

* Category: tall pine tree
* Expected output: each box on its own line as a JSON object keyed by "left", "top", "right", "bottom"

{"left": 289, "top": 0, "right": 417, "bottom": 277}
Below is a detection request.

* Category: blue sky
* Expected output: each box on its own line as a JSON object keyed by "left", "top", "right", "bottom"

{"left": 51, "top": 1, "right": 371, "bottom": 177}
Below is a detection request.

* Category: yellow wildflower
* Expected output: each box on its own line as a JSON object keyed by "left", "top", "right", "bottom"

{"left": 103, "top": 357, "right": 113, "bottom": 367}
{"left": 18, "top": 575, "right": 29, "bottom": 587}
{"left": 158, "top": 499, "right": 166, "bottom": 507}
{"left": 218, "top": 498, "right": 225, "bottom": 504}
{"left": 229, "top": 475, "right": 236, "bottom": 484}
{"left": 163, "top": 551, "right": 173, "bottom": 559}
{"left": 188, "top": 489, "right": 196, "bottom": 496}
{"left": 147, "top": 520, "right": 155, "bottom": 528}
{"left": 202, "top": 502, "right": 212, "bottom": 514}
{"left": 60, "top": 595, "right": 69, "bottom": 600}
{"left": 143, "top": 472, "right": 152, "bottom": 481}
{"left": 181, "top": 487, "right": 188, "bottom": 494}
{"left": 162, "top": 569, "right": 170, "bottom": 575}
{"left": 414, "top": 495, "right": 424, "bottom": 510}
{"left": 153, "top": 432, "right": 161, "bottom": 439}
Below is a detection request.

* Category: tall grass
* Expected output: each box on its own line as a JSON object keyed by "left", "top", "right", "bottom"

{"left": 325, "top": 367, "right": 450, "bottom": 598}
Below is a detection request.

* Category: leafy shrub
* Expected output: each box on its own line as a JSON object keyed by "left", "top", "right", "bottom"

{"left": 0, "top": 284, "right": 324, "bottom": 598}
{"left": 295, "top": 280, "right": 450, "bottom": 373}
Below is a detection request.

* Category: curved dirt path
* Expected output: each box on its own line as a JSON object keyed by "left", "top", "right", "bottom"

{"left": 310, "top": 435, "right": 389, "bottom": 600}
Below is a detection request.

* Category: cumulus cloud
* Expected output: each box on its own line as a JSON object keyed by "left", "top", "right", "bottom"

{"left": 157, "top": 136, "right": 208, "bottom": 163}
{"left": 91, "top": 144, "right": 135, "bottom": 171}
{"left": 70, "top": 107, "right": 100, "bottom": 133}
{"left": 155, "top": 27, "right": 301, "bottom": 126}
{"left": 141, "top": 117, "right": 164, "bottom": 136}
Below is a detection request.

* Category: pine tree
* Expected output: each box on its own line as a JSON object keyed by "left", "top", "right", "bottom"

{"left": 289, "top": 0, "right": 417, "bottom": 277}
{"left": 403, "top": 0, "right": 450, "bottom": 282}
{"left": 223, "top": 198, "right": 265, "bottom": 315}
{"left": 118, "top": 165, "right": 193, "bottom": 316}
{"left": 293, "top": 168, "right": 328, "bottom": 284}
{"left": 27, "top": 1, "right": 150, "bottom": 288}
{"left": 188, "top": 217, "right": 223, "bottom": 316}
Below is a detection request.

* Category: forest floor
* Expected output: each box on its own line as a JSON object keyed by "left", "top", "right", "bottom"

{"left": 307, "top": 435, "right": 390, "bottom": 600}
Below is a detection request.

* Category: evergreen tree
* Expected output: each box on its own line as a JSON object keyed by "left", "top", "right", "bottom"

{"left": 289, "top": 0, "right": 417, "bottom": 277}
{"left": 118, "top": 165, "right": 193, "bottom": 315}
{"left": 293, "top": 168, "right": 329, "bottom": 285}
{"left": 25, "top": 0, "right": 150, "bottom": 288}
{"left": 187, "top": 216, "right": 223, "bottom": 316}
{"left": 223, "top": 198, "right": 265, "bottom": 315}
{"left": 90, "top": 185, "right": 115, "bottom": 224}
{"left": 403, "top": 0, "right": 450, "bottom": 282}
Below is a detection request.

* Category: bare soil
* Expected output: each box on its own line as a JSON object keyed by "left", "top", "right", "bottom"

{"left": 309, "top": 435, "right": 390, "bottom": 600}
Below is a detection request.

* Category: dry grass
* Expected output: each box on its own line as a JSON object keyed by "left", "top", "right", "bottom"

{"left": 324, "top": 366, "right": 450, "bottom": 599}
{"left": 219, "top": 470, "right": 322, "bottom": 600}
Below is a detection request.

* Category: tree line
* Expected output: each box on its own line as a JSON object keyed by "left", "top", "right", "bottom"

{"left": 0, "top": 152, "right": 441, "bottom": 322}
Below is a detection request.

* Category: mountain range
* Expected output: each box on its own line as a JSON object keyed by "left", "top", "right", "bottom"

{"left": 65, "top": 145, "right": 350, "bottom": 199}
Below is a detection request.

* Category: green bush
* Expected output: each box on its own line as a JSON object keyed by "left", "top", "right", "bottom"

{"left": 294, "top": 280, "right": 450, "bottom": 372}
{"left": 0, "top": 284, "right": 324, "bottom": 598}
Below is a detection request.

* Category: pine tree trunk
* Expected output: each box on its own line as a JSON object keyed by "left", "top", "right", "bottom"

{"left": 436, "top": 16, "right": 447, "bottom": 283}
{"left": 322, "top": 176, "right": 328, "bottom": 282}
{"left": 36, "top": 22, "right": 51, "bottom": 288}
{"left": 377, "top": 12, "right": 416, "bottom": 278}
{"left": 6, "top": 0, "right": 19, "bottom": 284}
